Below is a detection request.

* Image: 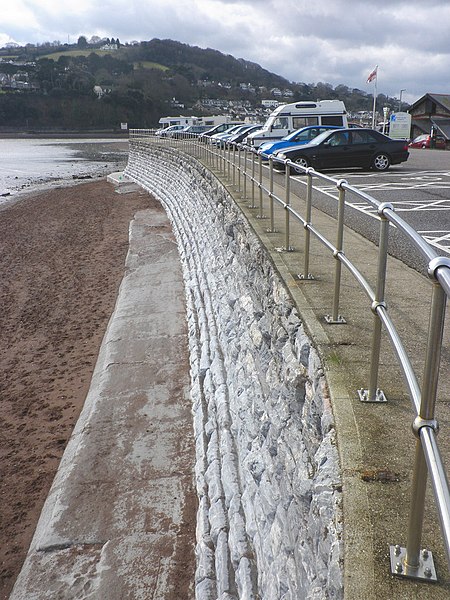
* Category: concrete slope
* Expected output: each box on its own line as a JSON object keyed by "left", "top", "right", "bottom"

{"left": 10, "top": 199, "right": 196, "bottom": 599}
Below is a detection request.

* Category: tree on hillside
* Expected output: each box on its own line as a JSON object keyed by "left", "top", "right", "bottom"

{"left": 77, "top": 36, "right": 88, "bottom": 49}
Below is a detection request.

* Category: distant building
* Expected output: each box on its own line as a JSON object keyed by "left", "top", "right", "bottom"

{"left": 100, "top": 43, "right": 118, "bottom": 51}
{"left": 170, "top": 97, "right": 185, "bottom": 109}
{"left": 93, "top": 85, "right": 104, "bottom": 98}
{"left": 409, "top": 93, "right": 450, "bottom": 142}
{"left": 239, "top": 82, "right": 256, "bottom": 93}
{"left": 262, "top": 99, "right": 279, "bottom": 108}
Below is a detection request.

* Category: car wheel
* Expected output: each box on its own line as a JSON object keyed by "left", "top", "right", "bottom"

{"left": 294, "top": 156, "right": 310, "bottom": 169}
{"left": 421, "top": 144, "right": 427, "bottom": 149}
{"left": 371, "top": 153, "right": 390, "bottom": 171}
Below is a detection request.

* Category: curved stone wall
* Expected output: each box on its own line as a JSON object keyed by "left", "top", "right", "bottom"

{"left": 125, "top": 141, "right": 343, "bottom": 600}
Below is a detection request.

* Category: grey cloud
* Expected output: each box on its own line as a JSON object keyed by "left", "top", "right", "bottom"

{"left": 2, "top": 0, "right": 450, "bottom": 102}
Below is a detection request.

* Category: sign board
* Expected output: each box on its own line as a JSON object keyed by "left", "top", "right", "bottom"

{"left": 389, "top": 112, "right": 411, "bottom": 139}
{"left": 120, "top": 122, "right": 128, "bottom": 130}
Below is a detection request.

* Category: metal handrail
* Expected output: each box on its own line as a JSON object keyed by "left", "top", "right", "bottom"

{"left": 128, "top": 131, "right": 450, "bottom": 583}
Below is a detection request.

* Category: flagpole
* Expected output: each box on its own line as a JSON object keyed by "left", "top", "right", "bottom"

{"left": 372, "top": 65, "right": 378, "bottom": 129}
{"left": 371, "top": 68, "right": 378, "bottom": 129}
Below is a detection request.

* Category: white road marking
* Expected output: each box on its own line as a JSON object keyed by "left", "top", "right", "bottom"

{"left": 296, "top": 169, "right": 450, "bottom": 255}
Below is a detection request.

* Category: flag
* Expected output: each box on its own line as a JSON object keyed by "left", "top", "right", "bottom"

{"left": 367, "top": 66, "right": 378, "bottom": 83}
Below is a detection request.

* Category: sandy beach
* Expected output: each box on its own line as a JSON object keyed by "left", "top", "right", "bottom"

{"left": 0, "top": 179, "right": 156, "bottom": 597}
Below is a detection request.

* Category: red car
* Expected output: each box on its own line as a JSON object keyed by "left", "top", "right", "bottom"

{"left": 409, "top": 133, "right": 446, "bottom": 149}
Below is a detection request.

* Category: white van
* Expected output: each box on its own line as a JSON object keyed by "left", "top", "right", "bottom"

{"left": 245, "top": 100, "right": 348, "bottom": 147}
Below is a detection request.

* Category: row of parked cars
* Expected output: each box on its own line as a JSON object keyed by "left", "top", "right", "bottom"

{"left": 197, "top": 122, "right": 410, "bottom": 172}
{"left": 155, "top": 98, "right": 444, "bottom": 172}
{"left": 157, "top": 126, "right": 410, "bottom": 173}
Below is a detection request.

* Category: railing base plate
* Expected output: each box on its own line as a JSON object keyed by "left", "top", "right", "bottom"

{"left": 389, "top": 545, "right": 437, "bottom": 582}
{"left": 297, "top": 273, "right": 315, "bottom": 281}
{"left": 324, "top": 314, "right": 346, "bottom": 324}
{"left": 358, "top": 388, "right": 387, "bottom": 403}
{"left": 275, "top": 246, "right": 295, "bottom": 253}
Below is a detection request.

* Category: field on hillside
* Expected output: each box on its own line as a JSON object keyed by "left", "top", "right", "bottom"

{"left": 40, "top": 49, "right": 122, "bottom": 60}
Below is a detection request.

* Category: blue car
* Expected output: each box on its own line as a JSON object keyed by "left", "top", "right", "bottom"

{"left": 258, "top": 125, "right": 342, "bottom": 158}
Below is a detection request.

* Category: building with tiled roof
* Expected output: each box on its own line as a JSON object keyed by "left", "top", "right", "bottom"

{"left": 409, "top": 93, "right": 450, "bottom": 143}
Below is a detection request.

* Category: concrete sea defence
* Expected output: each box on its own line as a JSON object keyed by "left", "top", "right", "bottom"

{"left": 125, "top": 141, "right": 343, "bottom": 599}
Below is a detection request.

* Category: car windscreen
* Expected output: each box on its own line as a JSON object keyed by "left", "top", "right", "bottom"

{"left": 306, "top": 130, "right": 334, "bottom": 146}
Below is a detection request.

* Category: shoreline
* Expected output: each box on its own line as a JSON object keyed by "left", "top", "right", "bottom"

{"left": 0, "top": 131, "right": 130, "bottom": 139}
{"left": 0, "top": 138, "right": 129, "bottom": 203}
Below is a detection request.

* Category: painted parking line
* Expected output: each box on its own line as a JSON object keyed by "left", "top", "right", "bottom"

{"left": 420, "top": 231, "right": 450, "bottom": 253}
{"left": 299, "top": 170, "right": 450, "bottom": 255}
{"left": 309, "top": 171, "right": 450, "bottom": 193}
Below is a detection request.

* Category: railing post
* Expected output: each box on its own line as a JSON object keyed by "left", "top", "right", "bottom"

{"left": 390, "top": 440, "right": 437, "bottom": 581}
{"left": 359, "top": 203, "right": 393, "bottom": 403}
{"left": 268, "top": 157, "right": 275, "bottom": 232}
{"left": 250, "top": 151, "right": 256, "bottom": 208}
{"left": 223, "top": 141, "right": 228, "bottom": 177}
{"left": 237, "top": 145, "right": 242, "bottom": 194}
{"left": 325, "top": 180, "right": 347, "bottom": 324}
{"left": 243, "top": 148, "right": 247, "bottom": 200}
{"left": 298, "top": 168, "right": 314, "bottom": 280}
{"left": 390, "top": 275, "right": 447, "bottom": 581}
{"left": 232, "top": 145, "right": 236, "bottom": 187}
{"left": 257, "top": 153, "right": 265, "bottom": 219}
{"left": 284, "top": 163, "right": 291, "bottom": 251}
{"left": 206, "top": 138, "right": 210, "bottom": 163}
{"left": 420, "top": 276, "right": 447, "bottom": 422}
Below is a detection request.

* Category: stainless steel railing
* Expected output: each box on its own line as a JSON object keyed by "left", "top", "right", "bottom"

{"left": 128, "top": 130, "right": 450, "bottom": 583}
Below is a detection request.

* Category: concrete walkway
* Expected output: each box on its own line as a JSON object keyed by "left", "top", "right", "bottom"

{"left": 10, "top": 183, "right": 196, "bottom": 599}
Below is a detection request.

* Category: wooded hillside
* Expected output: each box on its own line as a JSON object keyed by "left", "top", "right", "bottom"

{"left": 0, "top": 38, "right": 402, "bottom": 131}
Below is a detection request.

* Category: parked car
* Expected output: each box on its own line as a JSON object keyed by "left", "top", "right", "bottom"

{"left": 199, "top": 122, "right": 244, "bottom": 140}
{"left": 258, "top": 125, "right": 342, "bottom": 158}
{"left": 227, "top": 124, "right": 263, "bottom": 144}
{"left": 409, "top": 133, "right": 446, "bottom": 149}
{"left": 272, "top": 128, "right": 410, "bottom": 172}
{"left": 209, "top": 124, "right": 250, "bottom": 145}
{"left": 172, "top": 125, "right": 211, "bottom": 138}
{"left": 156, "top": 125, "right": 186, "bottom": 137}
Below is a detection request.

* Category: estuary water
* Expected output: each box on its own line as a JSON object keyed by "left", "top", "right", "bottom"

{"left": 0, "top": 137, "right": 129, "bottom": 205}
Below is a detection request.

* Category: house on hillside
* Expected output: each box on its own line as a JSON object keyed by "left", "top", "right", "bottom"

{"left": 409, "top": 93, "right": 450, "bottom": 143}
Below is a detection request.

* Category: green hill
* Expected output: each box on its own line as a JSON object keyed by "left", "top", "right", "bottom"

{"left": 0, "top": 38, "right": 401, "bottom": 131}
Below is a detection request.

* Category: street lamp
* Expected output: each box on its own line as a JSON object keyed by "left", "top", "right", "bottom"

{"left": 399, "top": 89, "right": 406, "bottom": 112}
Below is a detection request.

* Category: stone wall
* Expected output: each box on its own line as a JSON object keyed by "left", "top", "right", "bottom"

{"left": 125, "top": 140, "right": 343, "bottom": 600}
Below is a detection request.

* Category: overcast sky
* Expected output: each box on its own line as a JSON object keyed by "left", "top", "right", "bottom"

{"left": 2, "top": 0, "right": 449, "bottom": 103}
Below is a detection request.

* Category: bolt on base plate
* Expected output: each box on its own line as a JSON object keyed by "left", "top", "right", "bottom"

{"left": 389, "top": 545, "right": 437, "bottom": 582}
{"left": 358, "top": 388, "right": 387, "bottom": 403}
{"left": 324, "top": 314, "right": 346, "bottom": 324}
